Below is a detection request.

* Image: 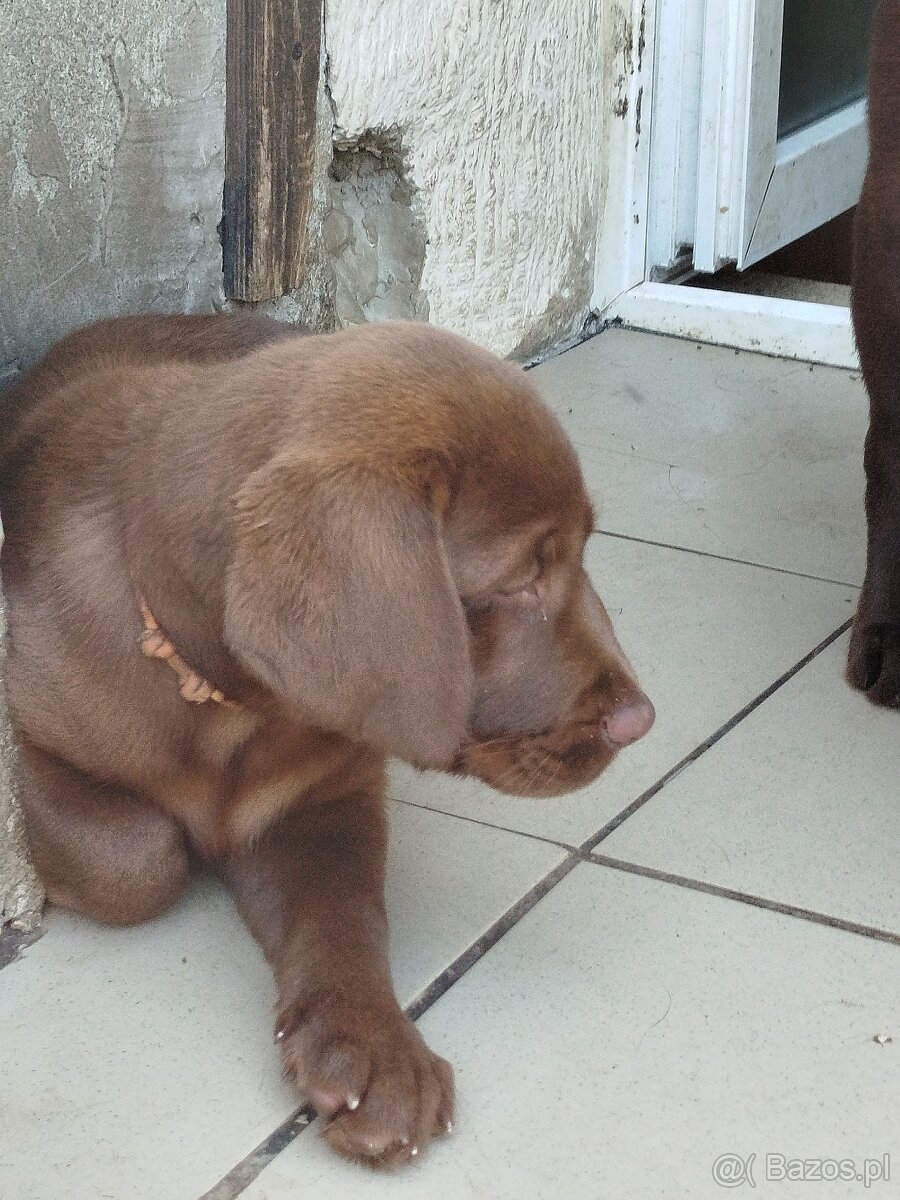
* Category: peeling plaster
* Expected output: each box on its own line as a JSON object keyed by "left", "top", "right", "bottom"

{"left": 4, "top": 2, "right": 190, "bottom": 194}
{"left": 610, "top": 7, "right": 636, "bottom": 123}
{"left": 3, "top": 0, "right": 609, "bottom": 364}
{"left": 325, "top": 136, "right": 429, "bottom": 327}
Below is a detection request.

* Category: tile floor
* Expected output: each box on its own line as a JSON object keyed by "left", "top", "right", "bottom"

{"left": 3, "top": 328, "right": 897, "bottom": 1200}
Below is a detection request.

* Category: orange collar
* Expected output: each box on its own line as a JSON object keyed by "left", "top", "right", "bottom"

{"left": 137, "top": 597, "right": 236, "bottom": 707}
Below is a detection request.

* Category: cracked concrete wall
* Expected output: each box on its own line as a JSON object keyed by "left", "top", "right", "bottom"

{"left": 325, "top": 0, "right": 604, "bottom": 359}
{"left": 0, "top": 0, "right": 231, "bottom": 373}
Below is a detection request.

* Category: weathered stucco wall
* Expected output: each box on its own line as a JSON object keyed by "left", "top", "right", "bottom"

{"left": 326, "top": 0, "right": 604, "bottom": 358}
{"left": 325, "top": 139, "right": 429, "bottom": 327}
{"left": 2, "top": 0, "right": 605, "bottom": 367}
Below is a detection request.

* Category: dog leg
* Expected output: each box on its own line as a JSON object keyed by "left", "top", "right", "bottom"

{"left": 17, "top": 740, "right": 189, "bottom": 924}
{"left": 220, "top": 791, "right": 454, "bottom": 1169}
{"left": 848, "top": 178, "right": 900, "bottom": 704}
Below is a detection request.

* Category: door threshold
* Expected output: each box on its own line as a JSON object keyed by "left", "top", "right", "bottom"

{"left": 606, "top": 282, "right": 859, "bottom": 370}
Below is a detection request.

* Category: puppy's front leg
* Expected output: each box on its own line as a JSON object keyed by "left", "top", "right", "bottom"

{"left": 221, "top": 790, "right": 454, "bottom": 1168}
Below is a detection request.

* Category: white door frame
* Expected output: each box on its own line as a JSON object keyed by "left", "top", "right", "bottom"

{"left": 592, "top": 0, "right": 657, "bottom": 315}
{"left": 693, "top": 0, "right": 869, "bottom": 270}
{"left": 594, "top": 0, "right": 865, "bottom": 368}
{"left": 644, "top": 0, "right": 704, "bottom": 276}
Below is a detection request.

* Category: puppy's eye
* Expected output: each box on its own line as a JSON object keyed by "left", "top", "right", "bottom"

{"left": 497, "top": 564, "right": 540, "bottom": 599}
{"left": 497, "top": 578, "right": 541, "bottom": 604}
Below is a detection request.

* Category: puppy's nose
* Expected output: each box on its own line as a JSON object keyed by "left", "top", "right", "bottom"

{"left": 602, "top": 695, "right": 655, "bottom": 747}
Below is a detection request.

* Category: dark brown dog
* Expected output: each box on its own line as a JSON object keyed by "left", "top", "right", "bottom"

{"left": 0, "top": 315, "right": 653, "bottom": 1167}
{"left": 848, "top": 0, "right": 900, "bottom": 703}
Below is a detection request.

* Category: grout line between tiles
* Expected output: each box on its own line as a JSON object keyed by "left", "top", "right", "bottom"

{"left": 197, "top": 854, "right": 581, "bottom": 1200}
{"left": 389, "top": 794, "right": 576, "bottom": 855}
{"left": 390, "top": 802, "right": 900, "bottom": 952}
{"left": 403, "top": 854, "right": 579, "bottom": 1021}
{"left": 391, "top": 799, "right": 900, "bottom": 952}
{"left": 593, "top": 528, "right": 860, "bottom": 590}
{"left": 579, "top": 617, "right": 854, "bottom": 854}
{"left": 588, "top": 852, "right": 900, "bottom": 948}
{"left": 198, "top": 1107, "right": 318, "bottom": 1200}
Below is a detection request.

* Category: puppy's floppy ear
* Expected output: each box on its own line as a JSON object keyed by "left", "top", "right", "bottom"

{"left": 224, "top": 450, "right": 472, "bottom": 766}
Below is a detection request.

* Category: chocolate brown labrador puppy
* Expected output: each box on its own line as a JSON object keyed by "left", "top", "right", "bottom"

{"left": 848, "top": 0, "right": 900, "bottom": 703}
{"left": 0, "top": 315, "right": 653, "bottom": 1167}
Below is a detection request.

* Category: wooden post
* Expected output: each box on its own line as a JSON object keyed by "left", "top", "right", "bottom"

{"left": 223, "top": 0, "right": 322, "bottom": 302}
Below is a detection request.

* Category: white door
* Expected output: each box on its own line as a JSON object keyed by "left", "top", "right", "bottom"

{"left": 696, "top": 0, "right": 874, "bottom": 271}
{"left": 647, "top": 0, "right": 876, "bottom": 277}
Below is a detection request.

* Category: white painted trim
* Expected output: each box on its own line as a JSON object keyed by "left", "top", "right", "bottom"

{"left": 693, "top": 0, "right": 756, "bottom": 272}
{"left": 743, "top": 99, "right": 869, "bottom": 266}
{"left": 691, "top": 0, "right": 866, "bottom": 269}
{"left": 592, "top": 0, "right": 656, "bottom": 313}
{"left": 607, "top": 282, "right": 860, "bottom": 368}
{"left": 645, "top": 0, "right": 703, "bottom": 274}
{"left": 737, "top": 0, "right": 785, "bottom": 266}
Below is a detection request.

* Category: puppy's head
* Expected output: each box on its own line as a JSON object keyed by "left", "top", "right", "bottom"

{"left": 224, "top": 322, "right": 653, "bottom": 796}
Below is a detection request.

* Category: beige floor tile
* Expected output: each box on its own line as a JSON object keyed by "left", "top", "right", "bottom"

{"left": 239, "top": 863, "right": 900, "bottom": 1200}
{"left": 0, "top": 879, "right": 288, "bottom": 1200}
{"left": 389, "top": 533, "right": 856, "bottom": 845}
{"left": 602, "top": 633, "right": 900, "bottom": 933}
{"left": 384, "top": 802, "right": 564, "bottom": 1001}
{"left": 0, "top": 805, "right": 561, "bottom": 1200}
{"left": 534, "top": 329, "right": 867, "bottom": 583}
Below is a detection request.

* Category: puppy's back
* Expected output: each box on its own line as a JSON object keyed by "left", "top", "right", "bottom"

{"left": 0, "top": 314, "right": 303, "bottom": 500}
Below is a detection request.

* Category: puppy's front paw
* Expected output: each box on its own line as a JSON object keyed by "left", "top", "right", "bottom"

{"left": 277, "top": 991, "right": 454, "bottom": 1168}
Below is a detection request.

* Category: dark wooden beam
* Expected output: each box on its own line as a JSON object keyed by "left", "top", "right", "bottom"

{"left": 223, "top": 0, "right": 322, "bottom": 302}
